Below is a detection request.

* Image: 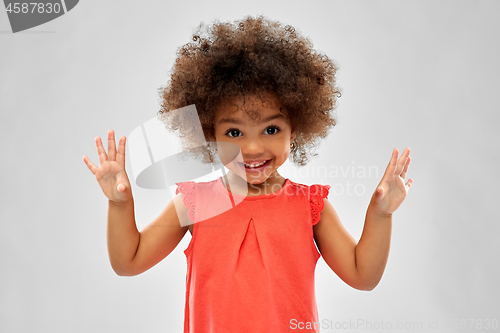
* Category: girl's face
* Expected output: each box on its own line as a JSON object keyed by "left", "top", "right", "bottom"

{"left": 213, "top": 94, "right": 295, "bottom": 187}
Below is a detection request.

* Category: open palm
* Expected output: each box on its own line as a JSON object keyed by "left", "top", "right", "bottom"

{"left": 83, "top": 130, "right": 132, "bottom": 203}
{"left": 370, "top": 148, "right": 413, "bottom": 217}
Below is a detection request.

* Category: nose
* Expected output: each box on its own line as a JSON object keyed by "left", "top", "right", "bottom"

{"left": 240, "top": 137, "right": 265, "bottom": 157}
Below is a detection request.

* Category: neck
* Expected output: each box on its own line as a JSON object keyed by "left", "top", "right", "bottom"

{"left": 222, "top": 171, "right": 286, "bottom": 196}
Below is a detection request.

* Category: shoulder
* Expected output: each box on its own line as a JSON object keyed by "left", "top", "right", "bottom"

{"left": 174, "top": 178, "right": 221, "bottom": 219}
{"left": 175, "top": 177, "right": 220, "bottom": 195}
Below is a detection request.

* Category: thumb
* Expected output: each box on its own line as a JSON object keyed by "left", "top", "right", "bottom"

{"left": 117, "top": 183, "right": 126, "bottom": 192}
{"left": 375, "top": 186, "right": 385, "bottom": 200}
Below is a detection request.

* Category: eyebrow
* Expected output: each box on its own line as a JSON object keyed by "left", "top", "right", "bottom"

{"left": 218, "top": 113, "right": 285, "bottom": 125}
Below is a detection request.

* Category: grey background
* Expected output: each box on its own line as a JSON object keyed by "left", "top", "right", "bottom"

{"left": 1, "top": 0, "right": 499, "bottom": 332}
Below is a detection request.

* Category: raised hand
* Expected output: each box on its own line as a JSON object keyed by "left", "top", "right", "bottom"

{"left": 83, "top": 129, "right": 132, "bottom": 203}
{"left": 369, "top": 148, "right": 413, "bottom": 217}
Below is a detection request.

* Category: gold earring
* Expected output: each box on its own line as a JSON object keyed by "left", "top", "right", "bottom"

{"left": 290, "top": 141, "right": 295, "bottom": 149}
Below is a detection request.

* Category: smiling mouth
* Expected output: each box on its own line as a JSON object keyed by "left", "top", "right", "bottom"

{"left": 239, "top": 159, "right": 272, "bottom": 169}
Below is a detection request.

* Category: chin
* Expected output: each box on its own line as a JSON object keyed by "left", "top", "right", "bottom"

{"left": 246, "top": 177, "right": 269, "bottom": 185}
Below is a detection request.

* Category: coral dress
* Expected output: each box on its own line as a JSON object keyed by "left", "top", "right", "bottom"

{"left": 175, "top": 176, "right": 331, "bottom": 333}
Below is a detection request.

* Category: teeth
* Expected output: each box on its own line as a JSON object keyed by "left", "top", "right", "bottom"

{"left": 243, "top": 160, "right": 269, "bottom": 168}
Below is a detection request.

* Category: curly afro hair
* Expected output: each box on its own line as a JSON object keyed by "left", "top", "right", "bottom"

{"left": 157, "top": 15, "right": 341, "bottom": 167}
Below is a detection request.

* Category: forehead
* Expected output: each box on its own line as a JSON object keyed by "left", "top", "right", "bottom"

{"left": 215, "top": 94, "right": 286, "bottom": 123}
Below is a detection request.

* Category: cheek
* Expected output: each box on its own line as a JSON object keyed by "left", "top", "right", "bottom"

{"left": 270, "top": 141, "right": 291, "bottom": 156}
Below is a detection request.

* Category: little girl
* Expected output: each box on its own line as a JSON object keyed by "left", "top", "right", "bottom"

{"left": 83, "top": 16, "right": 412, "bottom": 333}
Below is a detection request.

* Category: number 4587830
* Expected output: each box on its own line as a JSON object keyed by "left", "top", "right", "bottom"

{"left": 6, "top": 2, "right": 62, "bottom": 14}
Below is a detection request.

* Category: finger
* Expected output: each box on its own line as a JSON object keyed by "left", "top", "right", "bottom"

{"left": 383, "top": 148, "right": 398, "bottom": 177}
{"left": 116, "top": 136, "right": 126, "bottom": 166}
{"left": 395, "top": 147, "right": 410, "bottom": 176}
{"left": 400, "top": 155, "right": 411, "bottom": 179}
{"left": 96, "top": 136, "right": 108, "bottom": 165}
{"left": 83, "top": 155, "right": 99, "bottom": 175}
{"left": 405, "top": 178, "right": 413, "bottom": 190}
{"left": 108, "top": 129, "right": 117, "bottom": 162}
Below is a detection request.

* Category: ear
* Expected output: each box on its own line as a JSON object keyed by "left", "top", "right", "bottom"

{"left": 290, "top": 129, "right": 296, "bottom": 142}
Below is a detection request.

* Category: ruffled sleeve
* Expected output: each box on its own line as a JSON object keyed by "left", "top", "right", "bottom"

{"left": 309, "top": 184, "right": 332, "bottom": 226}
{"left": 175, "top": 181, "right": 196, "bottom": 223}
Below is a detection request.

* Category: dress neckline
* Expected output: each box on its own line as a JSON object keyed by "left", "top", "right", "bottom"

{"left": 217, "top": 176, "right": 291, "bottom": 200}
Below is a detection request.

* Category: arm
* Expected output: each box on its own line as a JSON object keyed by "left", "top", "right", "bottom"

{"left": 107, "top": 193, "right": 190, "bottom": 277}
{"left": 353, "top": 206, "right": 392, "bottom": 290}
{"left": 314, "top": 148, "right": 412, "bottom": 291}
{"left": 123, "top": 193, "right": 190, "bottom": 276}
{"left": 106, "top": 198, "right": 140, "bottom": 276}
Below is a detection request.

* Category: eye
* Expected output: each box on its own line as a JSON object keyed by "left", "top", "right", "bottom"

{"left": 224, "top": 125, "right": 281, "bottom": 138}
{"left": 225, "top": 129, "right": 242, "bottom": 138}
{"left": 265, "top": 125, "right": 281, "bottom": 135}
